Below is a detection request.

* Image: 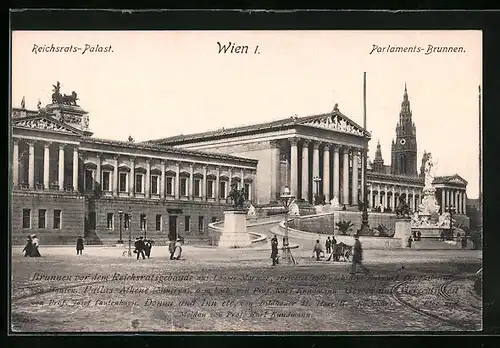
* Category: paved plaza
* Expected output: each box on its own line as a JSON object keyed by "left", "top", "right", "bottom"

{"left": 11, "top": 237, "right": 482, "bottom": 332}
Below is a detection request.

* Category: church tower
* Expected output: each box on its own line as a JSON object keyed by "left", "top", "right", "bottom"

{"left": 372, "top": 140, "right": 385, "bottom": 173}
{"left": 391, "top": 83, "right": 418, "bottom": 177}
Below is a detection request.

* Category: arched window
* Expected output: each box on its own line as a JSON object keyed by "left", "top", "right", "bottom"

{"left": 399, "top": 154, "right": 406, "bottom": 174}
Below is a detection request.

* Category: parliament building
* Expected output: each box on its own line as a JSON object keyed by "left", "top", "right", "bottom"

{"left": 10, "top": 83, "right": 469, "bottom": 245}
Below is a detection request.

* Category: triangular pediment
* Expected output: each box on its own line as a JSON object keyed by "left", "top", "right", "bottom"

{"left": 298, "top": 111, "right": 368, "bottom": 137}
{"left": 448, "top": 176, "right": 467, "bottom": 185}
{"left": 13, "top": 115, "right": 82, "bottom": 136}
{"left": 434, "top": 174, "right": 468, "bottom": 186}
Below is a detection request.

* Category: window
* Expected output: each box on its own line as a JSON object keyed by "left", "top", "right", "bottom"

{"left": 119, "top": 173, "right": 128, "bottom": 192}
{"left": 180, "top": 178, "right": 187, "bottom": 196}
{"left": 102, "top": 171, "right": 111, "bottom": 191}
{"left": 140, "top": 214, "right": 147, "bottom": 231}
{"left": 85, "top": 170, "right": 94, "bottom": 190}
{"left": 194, "top": 179, "right": 201, "bottom": 197}
{"left": 185, "top": 216, "right": 190, "bottom": 232}
{"left": 155, "top": 214, "right": 162, "bottom": 231}
{"left": 124, "top": 213, "right": 130, "bottom": 229}
{"left": 22, "top": 209, "right": 31, "bottom": 229}
{"left": 166, "top": 177, "right": 174, "bottom": 195}
{"left": 53, "top": 210, "right": 61, "bottom": 229}
{"left": 107, "top": 213, "right": 114, "bottom": 230}
{"left": 198, "top": 216, "right": 204, "bottom": 233}
{"left": 135, "top": 174, "right": 143, "bottom": 193}
{"left": 38, "top": 209, "right": 46, "bottom": 228}
{"left": 207, "top": 180, "right": 214, "bottom": 198}
{"left": 151, "top": 175, "right": 159, "bottom": 194}
{"left": 220, "top": 181, "right": 227, "bottom": 199}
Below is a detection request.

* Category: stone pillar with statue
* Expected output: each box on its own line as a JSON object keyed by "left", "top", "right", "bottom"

{"left": 218, "top": 183, "right": 251, "bottom": 248}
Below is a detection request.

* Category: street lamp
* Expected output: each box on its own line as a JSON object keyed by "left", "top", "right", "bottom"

{"left": 280, "top": 186, "right": 295, "bottom": 264}
{"left": 118, "top": 210, "right": 123, "bottom": 244}
{"left": 127, "top": 212, "right": 132, "bottom": 257}
{"left": 447, "top": 205, "right": 456, "bottom": 240}
{"left": 359, "top": 149, "right": 371, "bottom": 235}
{"left": 313, "top": 176, "right": 322, "bottom": 204}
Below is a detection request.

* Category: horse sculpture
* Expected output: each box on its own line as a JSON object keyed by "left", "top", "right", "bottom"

{"left": 395, "top": 195, "right": 411, "bottom": 218}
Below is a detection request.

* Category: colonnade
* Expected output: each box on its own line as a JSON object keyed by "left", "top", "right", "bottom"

{"left": 367, "top": 183, "right": 422, "bottom": 211}
{"left": 440, "top": 188, "right": 467, "bottom": 214}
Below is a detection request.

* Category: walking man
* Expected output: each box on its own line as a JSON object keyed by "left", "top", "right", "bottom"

{"left": 351, "top": 234, "right": 369, "bottom": 274}
{"left": 134, "top": 237, "right": 146, "bottom": 260}
{"left": 325, "top": 236, "right": 331, "bottom": 254}
{"left": 76, "top": 236, "right": 84, "bottom": 255}
{"left": 270, "top": 235, "right": 279, "bottom": 266}
{"left": 313, "top": 239, "right": 323, "bottom": 261}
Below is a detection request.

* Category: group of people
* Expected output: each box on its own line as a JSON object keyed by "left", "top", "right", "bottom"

{"left": 22, "top": 234, "right": 41, "bottom": 257}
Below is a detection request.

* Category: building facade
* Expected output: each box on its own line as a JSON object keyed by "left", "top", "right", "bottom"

{"left": 11, "top": 93, "right": 258, "bottom": 245}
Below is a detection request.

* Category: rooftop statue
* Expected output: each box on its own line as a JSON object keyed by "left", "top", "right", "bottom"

{"left": 51, "top": 81, "right": 79, "bottom": 106}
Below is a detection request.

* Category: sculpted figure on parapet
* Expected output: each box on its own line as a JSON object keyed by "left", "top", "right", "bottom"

{"left": 51, "top": 81, "right": 79, "bottom": 106}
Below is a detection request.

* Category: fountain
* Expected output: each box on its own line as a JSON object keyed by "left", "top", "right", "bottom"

{"left": 410, "top": 153, "right": 451, "bottom": 238}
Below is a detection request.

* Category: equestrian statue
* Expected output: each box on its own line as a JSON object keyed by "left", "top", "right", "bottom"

{"left": 52, "top": 81, "right": 79, "bottom": 106}
{"left": 227, "top": 183, "right": 247, "bottom": 210}
{"left": 395, "top": 194, "right": 411, "bottom": 218}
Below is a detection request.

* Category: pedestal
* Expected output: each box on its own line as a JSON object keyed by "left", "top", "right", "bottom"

{"left": 218, "top": 210, "right": 252, "bottom": 248}
{"left": 394, "top": 218, "right": 411, "bottom": 248}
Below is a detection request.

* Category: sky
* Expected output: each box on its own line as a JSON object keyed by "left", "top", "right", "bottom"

{"left": 11, "top": 30, "right": 482, "bottom": 198}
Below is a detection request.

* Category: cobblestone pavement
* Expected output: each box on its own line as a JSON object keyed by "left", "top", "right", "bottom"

{"left": 11, "top": 241, "right": 482, "bottom": 332}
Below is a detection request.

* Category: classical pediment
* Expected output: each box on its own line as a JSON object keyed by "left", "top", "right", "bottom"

{"left": 13, "top": 116, "right": 82, "bottom": 136}
{"left": 433, "top": 174, "right": 468, "bottom": 186}
{"left": 298, "top": 111, "right": 366, "bottom": 137}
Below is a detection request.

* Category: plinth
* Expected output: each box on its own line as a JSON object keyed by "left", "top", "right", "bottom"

{"left": 218, "top": 210, "right": 252, "bottom": 248}
{"left": 394, "top": 218, "right": 412, "bottom": 248}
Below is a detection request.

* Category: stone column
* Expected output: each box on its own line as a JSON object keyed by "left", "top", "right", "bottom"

{"left": 446, "top": 189, "right": 451, "bottom": 210}
{"left": 301, "top": 140, "right": 310, "bottom": 202}
{"left": 351, "top": 150, "right": 358, "bottom": 205}
{"left": 367, "top": 189, "right": 372, "bottom": 208}
{"left": 455, "top": 190, "right": 460, "bottom": 213}
{"left": 129, "top": 157, "right": 135, "bottom": 197}
{"left": 270, "top": 140, "right": 281, "bottom": 201}
{"left": 12, "top": 139, "right": 19, "bottom": 187}
{"left": 215, "top": 166, "right": 220, "bottom": 203}
{"left": 441, "top": 188, "right": 445, "bottom": 211}
{"left": 412, "top": 188, "right": 416, "bottom": 211}
{"left": 43, "top": 142, "right": 50, "bottom": 189}
{"left": 189, "top": 163, "right": 194, "bottom": 200}
{"left": 228, "top": 167, "right": 233, "bottom": 191}
{"left": 342, "top": 147, "right": 350, "bottom": 205}
{"left": 113, "top": 155, "right": 119, "bottom": 196}
{"left": 323, "top": 144, "right": 330, "bottom": 201}
{"left": 160, "top": 160, "right": 166, "bottom": 199}
{"left": 289, "top": 138, "right": 299, "bottom": 197}
{"left": 145, "top": 159, "right": 151, "bottom": 198}
{"left": 392, "top": 186, "right": 396, "bottom": 209}
{"left": 462, "top": 191, "right": 467, "bottom": 215}
{"left": 332, "top": 145, "right": 340, "bottom": 200}
{"left": 376, "top": 184, "right": 381, "bottom": 208}
{"left": 202, "top": 165, "right": 208, "bottom": 200}
{"left": 241, "top": 169, "right": 245, "bottom": 191}
{"left": 312, "top": 141, "right": 320, "bottom": 183}
{"left": 58, "top": 143, "right": 64, "bottom": 191}
{"left": 27, "top": 141, "right": 35, "bottom": 188}
{"left": 175, "top": 162, "right": 180, "bottom": 200}
{"left": 73, "top": 146, "right": 79, "bottom": 191}
{"left": 360, "top": 149, "right": 366, "bottom": 202}
{"left": 405, "top": 187, "right": 409, "bottom": 204}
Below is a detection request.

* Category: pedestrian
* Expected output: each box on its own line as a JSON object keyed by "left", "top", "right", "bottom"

{"left": 31, "top": 234, "right": 41, "bottom": 257}
{"left": 351, "top": 234, "right": 369, "bottom": 274}
{"left": 134, "top": 237, "right": 146, "bottom": 260}
{"left": 417, "top": 230, "right": 422, "bottom": 241}
{"left": 407, "top": 235, "right": 413, "bottom": 248}
{"left": 313, "top": 239, "right": 322, "bottom": 261}
{"left": 440, "top": 231, "right": 445, "bottom": 241}
{"left": 270, "top": 235, "right": 279, "bottom": 266}
{"left": 22, "top": 236, "right": 34, "bottom": 257}
{"left": 76, "top": 236, "right": 84, "bottom": 255}
{"left": 144, "top": 239, "right": 154, "bottom": 258}
{"left": 461, "top": 236, "right": 467, "bottom": 249}
{"left": 325, "top": 237, "right": 331, "bottom": 254}
{"left": 168, "top": 239, "right": 176, "bottom": 260}
{"left": 331, "top": 235, "right": 338, "bottom": 261}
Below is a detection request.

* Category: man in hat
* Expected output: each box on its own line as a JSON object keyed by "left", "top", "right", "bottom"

{"left": 134, "top": 237, "right": 146, "bottom": 260}
{"left": 351, "top": 233, "right": 369, "bottom": 274}
{"left": 76, "top": 236, "right": 84, "bottom": 255}
{"left": 270, "top": 235, "right": 279, "bottom": 266}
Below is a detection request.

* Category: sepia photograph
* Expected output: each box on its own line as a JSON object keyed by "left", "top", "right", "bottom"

{"left": 10, "top": 29, "right": 482, "bottom": 332}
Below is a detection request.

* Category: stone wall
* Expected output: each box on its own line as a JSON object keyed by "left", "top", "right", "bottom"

{"left": 289, "top": 211, "right": 396, "bottom": 235}
{"left": 89, "top": 197, "right": 230, "bottom": 245}
{"left": 12, "top": 191, "right": 85, "bottom": 245}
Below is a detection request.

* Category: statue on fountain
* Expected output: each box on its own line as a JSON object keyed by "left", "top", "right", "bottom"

{"left": 227, "top": 183, "right": 246, "bottom": 210}
{"left": 395, "top": 194, "right": 411, "bottom": 219}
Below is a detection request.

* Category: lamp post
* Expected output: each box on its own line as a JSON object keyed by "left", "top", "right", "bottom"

{"left": 447, "top": 205, "right": 456, "bottom": 240}
{"left": 127, "top": 212, "right": 132, "bottom": 257}
{"left": 118, "top": 210, "right": 123, "bottom": 244}
{"left": 359, "top": 149, "right": 370, "bottom": 235}
{"left": 280, "top": 186, "right": 295, "bottom": 263}
{"left": 313, "top": 176, "right": 322, "bottom": 204}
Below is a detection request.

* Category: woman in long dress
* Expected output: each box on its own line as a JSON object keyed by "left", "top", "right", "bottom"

{"left": 173, "top": 238, "right": 182, "bottom": 260}
{"left": 31, "top": 234, "right": 41, "bottom": 257}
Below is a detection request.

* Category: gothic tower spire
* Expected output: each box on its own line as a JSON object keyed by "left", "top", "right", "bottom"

{"left": 391, "top": 83, "right": 418, "bottom": 177}
{"left": 372, "top": 139, "right": 385, "bottom": 173}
